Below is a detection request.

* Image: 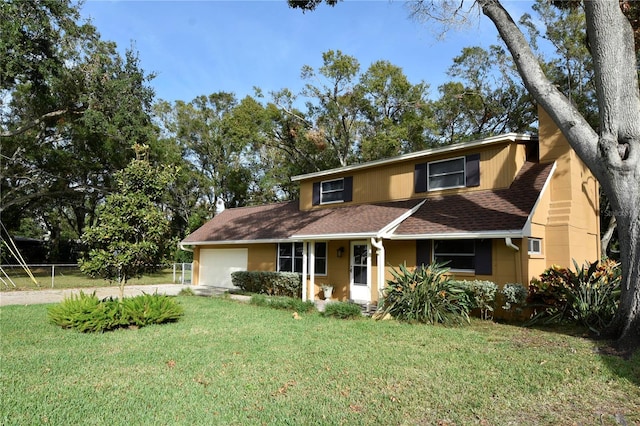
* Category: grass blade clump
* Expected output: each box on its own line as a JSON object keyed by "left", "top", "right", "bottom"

{"left": 249, "top": 294, "right": 316, "bottom": 313}
{"left": 48, "top": 291, "right": 183, "bottom": 332}
{"left": 321, "top": 301, "right": 363, "bottom": 319}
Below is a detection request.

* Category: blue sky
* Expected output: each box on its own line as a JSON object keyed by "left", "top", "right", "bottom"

{"left": 80, "top": 1, "right": 536, "bottom": 104}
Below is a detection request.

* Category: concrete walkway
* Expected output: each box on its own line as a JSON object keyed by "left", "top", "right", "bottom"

{"left": 0, "top": 284, "right": 191, "bottom": 306}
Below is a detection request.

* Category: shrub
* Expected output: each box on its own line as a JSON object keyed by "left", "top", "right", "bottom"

{"left": 377, "top": 263, "right": 471, "bottom": 326}
{"left": 249, "top": 294, "right": 315, "bottom": 313}
{"left": 120, "top": 293, "right": 184, "bottom": 327}
{"left": 526, "top": 259, "right": 621, "bottom": 333}
{"left": 48, "top": 291, "right": 184, "bottom": 332}
{"left": 231, "top": 271, "right": 302, "bottom": 297}
{"left": 453, "top": 280, "right": 498, "bottom": 320}
{"left": 500, "top": 283, "right": 528, "bottom": 311}
{"left": 178, "top": 287, "right": 195, "bottom": 296}
{"left": 322, "top": 302, "right": 362, "bottom": 319}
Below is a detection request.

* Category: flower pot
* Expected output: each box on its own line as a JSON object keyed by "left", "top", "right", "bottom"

{"left": 322, "top": 286, "right": 333, "bottom": 300}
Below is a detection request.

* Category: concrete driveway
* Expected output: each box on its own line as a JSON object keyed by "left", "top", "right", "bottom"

{"left": 0, "top": 284, "right": 191, "bottom": 306}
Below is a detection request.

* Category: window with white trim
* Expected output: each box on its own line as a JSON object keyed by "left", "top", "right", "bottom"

{"left": 433, "top": 239, "right": 475, "bottom": 271}
{"left": 277, "top": 242, "right": 327, "bottom": 275}
{"left": 528, "top": 238, "right": 542, "bottom": 255}
{"left": 320, "top": 178, "right": 345, "bottom": 204}
{"left": 428, "top": 157, "right": 465, "bottom": 190}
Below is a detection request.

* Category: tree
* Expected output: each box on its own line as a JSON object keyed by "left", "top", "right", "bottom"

{"left": 357, "top": 60, "right": 435, "bottom": 159}
{"left": 2, "top": 1, "right": 158, "bottom": 261}
{"left": 80, "top": 150, "right": 175, "bottom": 299}
{"left": 289, "top": 0, "right": 640, "bottom": 355}
{"left": 433, "top": 45, "right": 536, "bottom": 143}
{"left": 301, "top": 50, "right": 364, "bottom": 167}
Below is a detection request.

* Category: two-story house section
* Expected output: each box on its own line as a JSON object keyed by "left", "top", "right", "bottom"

{"left": 181, "top": 107, "right": 600, "bottom": 309}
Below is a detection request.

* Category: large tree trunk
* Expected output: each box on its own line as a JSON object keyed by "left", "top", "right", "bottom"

{"left": 479, "top": 0, "right": 640, "bottom": 355}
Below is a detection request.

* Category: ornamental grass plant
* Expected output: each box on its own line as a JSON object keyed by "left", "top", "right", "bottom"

{"left": 378, "top": 262, "right": 471, "bottom": 325}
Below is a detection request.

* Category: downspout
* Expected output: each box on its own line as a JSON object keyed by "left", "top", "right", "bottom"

{"left": 179, "top": 242, "right": 194, "bottom": 252}
{"left": 371, "top": 237, "right": 385, "bottom": 303}
{"left": 505, "top": 237, "right": 522, "bottom": 284}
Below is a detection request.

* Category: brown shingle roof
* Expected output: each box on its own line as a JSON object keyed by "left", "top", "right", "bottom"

{"left": 182, "top": 162, "right": 553, "bottom": 244}
{"left": 294, "top": 200, "right": 423, "bottom": 237}
{"left": 182, "top": 201, "right": 331, "bottom": 243}
{"left": 393, "top": 161, "right": 553, "bottom": 236}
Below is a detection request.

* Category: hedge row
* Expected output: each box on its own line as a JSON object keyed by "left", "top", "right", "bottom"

{"left": 231, "top": 271, "right": 302, "bottom": 298}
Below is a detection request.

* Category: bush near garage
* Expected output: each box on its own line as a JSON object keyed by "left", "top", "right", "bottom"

{"left": 231, "top": 271, "right": 302, "bottom": 297}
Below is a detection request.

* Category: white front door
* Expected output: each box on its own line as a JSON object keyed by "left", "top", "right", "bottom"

{"left": 350, "top": 241, "right": 370, "bottom": 302}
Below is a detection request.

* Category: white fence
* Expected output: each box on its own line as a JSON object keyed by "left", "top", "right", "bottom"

{"left": 0, "top": 264, "right": 78, "bottom": 288}
{"left": 1, "top": 263, "right": 193, "bottom": 288}
{"left": 172, "top": 263, "right": 192, "bottom": 285}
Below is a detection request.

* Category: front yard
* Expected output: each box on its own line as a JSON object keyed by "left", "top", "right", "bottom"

{"left": 1, "top": 296, "right": 638, "bottom": 425}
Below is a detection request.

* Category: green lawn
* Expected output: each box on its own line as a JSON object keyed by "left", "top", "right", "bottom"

{"left": 1, "top": 296, "right": 638, "bottom": 425}
{"left": 1, "top": 267, "right": 177, "bottom": 291}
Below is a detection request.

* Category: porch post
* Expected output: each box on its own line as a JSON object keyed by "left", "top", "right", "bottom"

{"left": 371, "top": 237, "right": 386, "bottom": 302}
{"left": 309, "top": 240, "right": 316, "bottom": 302}
{"left": 302, "top": 242, "right": 308, "bottom": 302}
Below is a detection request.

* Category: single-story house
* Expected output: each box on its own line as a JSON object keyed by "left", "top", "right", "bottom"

{"left": 180, "top": 107, "right": 600, "bottom": 307}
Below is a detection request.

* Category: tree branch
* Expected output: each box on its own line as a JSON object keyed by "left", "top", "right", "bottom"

{"left": 479, "top": 0, "right": 600, "bottom": 174}
{"left": 0, "top": 109, "right": 81, "bottom": 138}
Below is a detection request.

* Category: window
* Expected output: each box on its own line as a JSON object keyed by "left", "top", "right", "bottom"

{"left": 428, "top": 157, "right": 465, "bottom": 190}
{"left": 312, "top": 177, "right": 353, "bottom": 205}
{"left": 313, "top": 242, "right": 327, "bottom": 275}
{"left": 414, "top": 154, "right": 480, "bottom": 193}
{"left": 528, "top": 238, "right": 542, "bottom": 255}
{"left": 433, "top": 239, "right": 475, "bottom": 271}
{"left": 277, "top": 242, "right": 327, "bottom": 275}
{"left": 278, "top": 242, "right": 303, "bottom": 273}
{"left": 321, "top": 178, "right": 345, "bottom": 204}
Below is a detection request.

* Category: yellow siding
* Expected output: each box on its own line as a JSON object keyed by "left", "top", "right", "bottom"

{"left": 537, "top": 107, "right": 601, "bottom": 270}
{"left": 299, "top": 143, "right": 522, "bottom": 211}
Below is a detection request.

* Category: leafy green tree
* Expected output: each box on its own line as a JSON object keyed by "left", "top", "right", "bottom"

{"left": 2, "top": 1, "right": 158, "bottom": 260}
{"left": 433, "top": 46, "right": 536, "bottom": 143}
{"left": 301, "top": 50, "right": 364, "bottom": 167}
{"left": 80, "top": 151, "right": 175, "bottom": 299}
{"left": 357, "top": 60, "right": 436, "bottom": 160}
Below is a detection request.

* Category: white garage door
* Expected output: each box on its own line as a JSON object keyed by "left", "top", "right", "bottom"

{"left": 199, "top": 248, "right": 248, "bottom": 289}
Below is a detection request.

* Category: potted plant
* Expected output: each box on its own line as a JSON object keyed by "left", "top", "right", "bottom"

{"left": 321, "top": 284, "right": 334, "bottom": 300}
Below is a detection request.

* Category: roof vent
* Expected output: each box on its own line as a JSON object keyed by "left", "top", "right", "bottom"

{"left": 216, "top": 199, "right": 225, "bottom": 213}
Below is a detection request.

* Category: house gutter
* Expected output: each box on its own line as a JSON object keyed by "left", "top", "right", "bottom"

{"left": 179, "top": 242, "right": 194, "bottom": 252}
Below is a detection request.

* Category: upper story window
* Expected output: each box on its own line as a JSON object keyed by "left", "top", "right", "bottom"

{"left": 321, "top": 178, "right": 345, "bottom": 204}
{"left": 312, "top": 176, "right": 353, "bottom": 206}
{"left": 428, "top": 157, "right": 466, "bottom": 190}
{"left": 414, "top": 154, "right": 480, "bottom": 193}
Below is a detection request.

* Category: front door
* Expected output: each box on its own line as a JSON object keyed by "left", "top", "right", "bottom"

{"left": 350, "top": 241, "right": 370, "bottom": 302}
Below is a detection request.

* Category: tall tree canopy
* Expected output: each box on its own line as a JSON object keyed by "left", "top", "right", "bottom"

{"left": 1, "top": 0, "right": 159, "bottom": 260}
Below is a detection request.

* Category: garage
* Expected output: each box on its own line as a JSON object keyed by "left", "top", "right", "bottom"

{"left": 198, "top": 248, "right": 248, "bottom": 289}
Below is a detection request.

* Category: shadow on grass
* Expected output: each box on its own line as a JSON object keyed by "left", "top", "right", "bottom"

{"left": 511, "top": 321, "right": 640, "bottom": 387}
